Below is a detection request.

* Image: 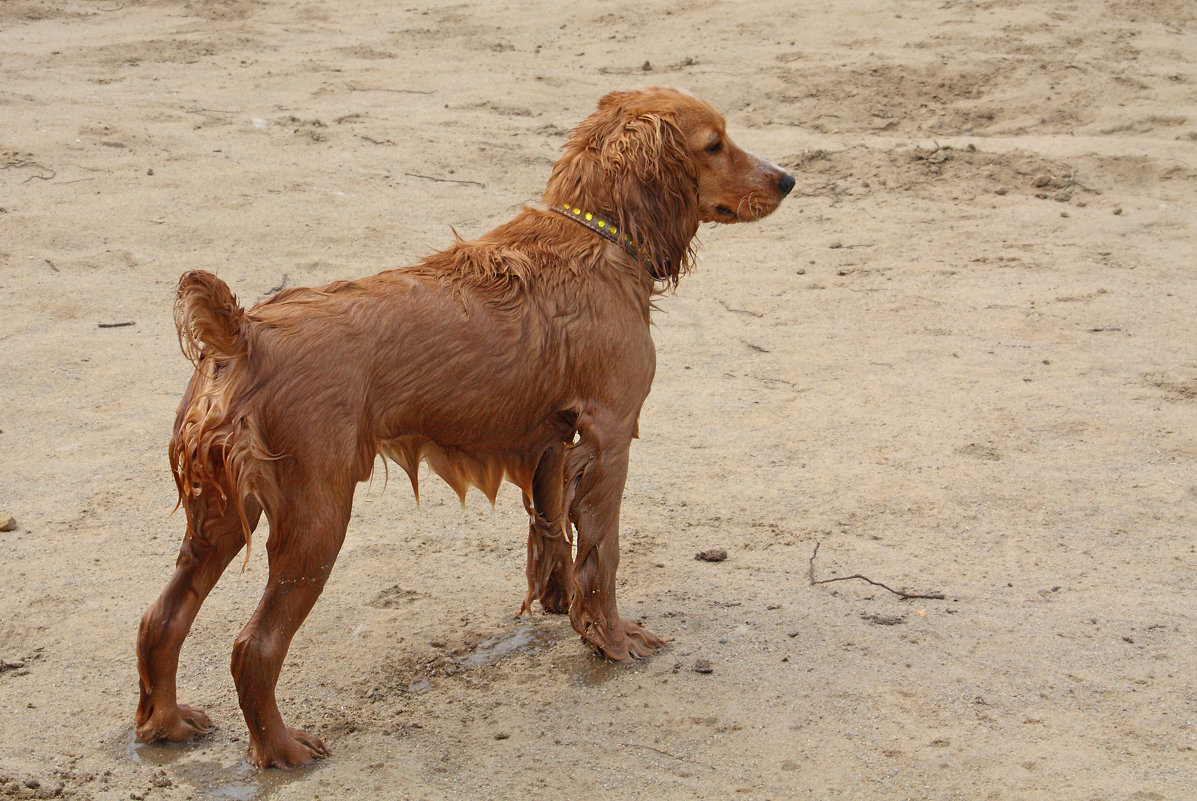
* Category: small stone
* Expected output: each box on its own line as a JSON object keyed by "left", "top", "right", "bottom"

{"left": 1113, "top": 207, "right": 1123, "bottom": 215}
{"left": 693, "top": 659, "right": 714, "bottom": 674}
{"left": 24, "top": 778, "right": 39, "bottom": 790}
{"left": 1032, "top": 174, "right": 1051, "bottom": 188}
{"left": 641, "top": 60, "right": 652, "bottom": 71}
{"left": 0, "top": 515, "right": 16, "bottom": 532}
{"left": 695, "top": 549, "right": 727, "bottom": 562}
{"left": 994, "top": 187, "right": 1008, "bottom": 196}
{"left": 494, "top": 732, "right": 510, "bottom": 740}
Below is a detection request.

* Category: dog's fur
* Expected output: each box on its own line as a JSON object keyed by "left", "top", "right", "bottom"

{"left": 135, "top": 87, "right": 794, "bottom": 769}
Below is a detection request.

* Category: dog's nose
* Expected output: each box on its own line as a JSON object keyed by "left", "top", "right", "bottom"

{"left": 779, "top": 172, "right": 795, "bottom": 198}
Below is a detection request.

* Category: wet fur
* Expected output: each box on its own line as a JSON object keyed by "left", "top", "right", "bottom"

{"left": 135, "top": 87, "right": 793, "bottom": 769}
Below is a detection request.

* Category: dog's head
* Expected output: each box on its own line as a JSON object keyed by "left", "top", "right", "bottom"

{"left": 545, "top": 87, "right": 794, "bottom": 284}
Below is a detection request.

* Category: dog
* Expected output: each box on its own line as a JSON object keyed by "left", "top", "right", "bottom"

{"left": 135, "top": 86, "right": 794, "bottom": 769}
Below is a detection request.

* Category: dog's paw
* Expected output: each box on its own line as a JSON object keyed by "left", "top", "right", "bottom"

{"left": 585, "top": 618, "right": 664, "bottom": 662}
{"left": 249, "top": 727, "right": 331, "bottom": 770}
{"left": 135, "top": 702, "right": 215, "bottom": 743}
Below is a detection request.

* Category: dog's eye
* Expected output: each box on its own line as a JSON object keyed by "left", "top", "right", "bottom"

{"left": 705, "top": 140, "right": 722, "bottom": 155}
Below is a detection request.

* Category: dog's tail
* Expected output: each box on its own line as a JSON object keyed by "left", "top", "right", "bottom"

{"left": 170, "top": 271, "right": 270, "bottom": 564}
{"left": 174, "top": 270, "right": 248, "bottom": 366}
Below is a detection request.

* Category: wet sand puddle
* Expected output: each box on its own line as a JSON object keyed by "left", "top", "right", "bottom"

{"left": 127, "top": 731, "right": 308, "bottom": 800}
{"left": 456, "top": 625, "right": 556, "bottom": 669}
{"left": 453, "top": 623, "right": 633, "bottom": 685}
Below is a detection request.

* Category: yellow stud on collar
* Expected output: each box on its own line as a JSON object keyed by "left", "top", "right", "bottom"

{"left": 550, "top": 202, "right": 664, "bottom": 280}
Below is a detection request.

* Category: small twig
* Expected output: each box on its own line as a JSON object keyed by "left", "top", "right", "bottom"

{"left": 358, "top": 135, "right": 396, "bottom": 146}
{"left": 21, "top": 164, "right": 56, "bottom": 182}
{"left": 97, "top": 321, "right": 135, "bottom": 328}
{"left": 346, "top": 84, "right": 433, "bottom": 95}
{"left": 263, "top": 274, "right": 289, "bottom": 296}
{"left": 808, "top": 541, "right": 946, "bottom": 601}
{"left": 1054, "top": 162, "right": 1100, "bottom": 194}
{"left": 404, "top": 172, "right": 485, "bottom": 188}
{"left": 186, "top": 108, "right": 238, "bottom": 118}
{"left": 718, "top": 300, "right": 764, "bottom": 318}
{"left": 621, "top": 742, "right": 718, "bottom": 771}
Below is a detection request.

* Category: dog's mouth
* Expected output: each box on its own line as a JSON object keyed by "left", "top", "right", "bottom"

{"left": 705, "top": 194, "right": 779, "bottom": 224}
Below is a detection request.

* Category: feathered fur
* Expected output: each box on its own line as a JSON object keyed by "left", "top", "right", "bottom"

{"left": 135, "top": 87, "right": 794, "bottom": 770}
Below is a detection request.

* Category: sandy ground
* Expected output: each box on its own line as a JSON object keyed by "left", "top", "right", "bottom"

{"left": 2, "top": 0, "right": 1196, "bottom": 798}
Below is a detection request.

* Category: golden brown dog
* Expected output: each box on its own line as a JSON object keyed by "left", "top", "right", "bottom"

{"left": 135, "top": 86, "right": 794, "bottom": 769}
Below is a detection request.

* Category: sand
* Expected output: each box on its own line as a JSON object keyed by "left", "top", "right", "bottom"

{"left": 1, "top": 0, "right": 1195, "bottom": 798}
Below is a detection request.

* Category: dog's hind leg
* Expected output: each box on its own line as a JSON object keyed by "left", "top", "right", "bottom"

{"left": 522, "top": 443, "right": 573, "bottom": 615}
{"left": 136, "top": 490, "right": 260, "bottom": 743}
{"left": 230, "top": 475, "right": 352, "bottom": 770}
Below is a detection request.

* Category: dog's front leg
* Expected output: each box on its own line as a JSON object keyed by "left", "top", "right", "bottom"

{"left": 565, "top": 424, "right": 663, "bottom": 662}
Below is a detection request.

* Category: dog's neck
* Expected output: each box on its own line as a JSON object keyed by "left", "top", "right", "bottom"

{"left": 549, "top": 202, "right": 671, "bottom": 281}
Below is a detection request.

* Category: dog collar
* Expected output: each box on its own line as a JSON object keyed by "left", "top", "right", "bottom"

{"left": 550, "top": 203, "right": 667, "bottom": 280}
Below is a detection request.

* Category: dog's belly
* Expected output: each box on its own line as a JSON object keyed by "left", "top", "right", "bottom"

{"left": 370, "top": 348, "right": 577, "bottom": 503}
{"left": 376, "top": 433, "right": 544, "bottom": 503}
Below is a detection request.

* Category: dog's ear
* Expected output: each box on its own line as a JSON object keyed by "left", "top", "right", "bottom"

{"left": 544, "top": 92, "right": 699, "bottom": 285}
{"left": 602, "top": 111, "right": 699, "bottom": 284}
